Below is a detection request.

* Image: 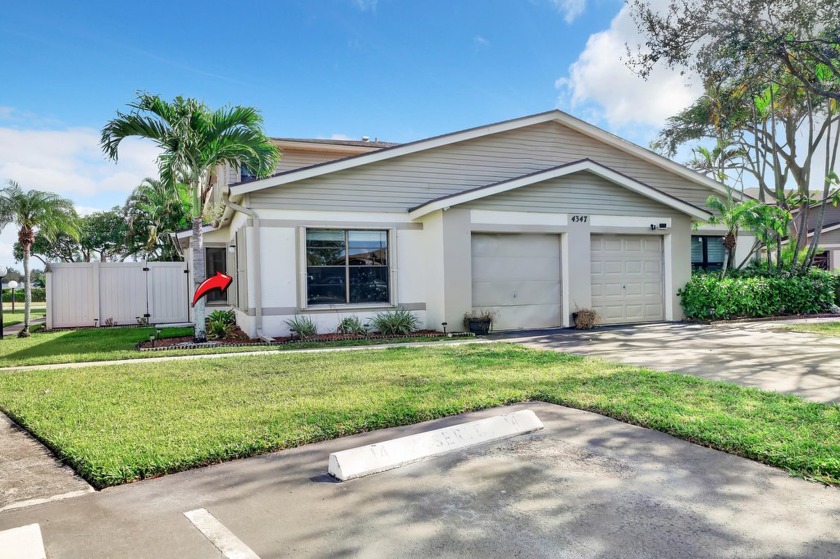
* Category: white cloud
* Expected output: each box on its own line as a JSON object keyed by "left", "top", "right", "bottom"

{"left": 328, "top": 133, "right": 352, "bottom": 141}
{"left": 0, "top": 126, "right": 160, "bottom": 198}
{"left": 550, "top": 0, "right": 587, "bottom": 24}
{"left": 352, "top": 0, "right": 378, "bottom": 11}
{"left": 556, "top": 0, "right": 700, "bottom": 133}
{"left": 0, "top": 115, "right": 160, "bottom": 270}
{"left": 473, "top": 35, "right": 490, "bottom": 49}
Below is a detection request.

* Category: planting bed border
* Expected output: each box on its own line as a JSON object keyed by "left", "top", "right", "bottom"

{"left": 136, "top": 331, "right": 476, "bottom": 352}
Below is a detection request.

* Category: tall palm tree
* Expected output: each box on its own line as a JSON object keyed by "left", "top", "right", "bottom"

{"left": 101, "top": 94, "right": 279, "bottom": 341}
{"left": 0, "top": 181, "right": 80, "bottom": 337}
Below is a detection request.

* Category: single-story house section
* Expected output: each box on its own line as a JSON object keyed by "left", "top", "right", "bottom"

{"left": 786, "top": 203, "right": 840, "bottom": 271}
{"left": 174, "top": 110, "right": 743, "bottom": 338}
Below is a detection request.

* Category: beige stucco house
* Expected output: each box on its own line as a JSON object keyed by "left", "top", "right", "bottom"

{"left": 175, "top": 110, "right": 742, "bottom": 338}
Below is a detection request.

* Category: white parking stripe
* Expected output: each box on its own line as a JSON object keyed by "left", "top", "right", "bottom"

{"left": 184, "top": 508, "right": 261, "bottom": 559}
{"left": 0, "top": 523, "right": 46, "bottom": 559}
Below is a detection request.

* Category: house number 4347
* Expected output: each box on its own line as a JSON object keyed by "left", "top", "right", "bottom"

{"left": 571, "top": 215, "right": 588, "bottom": 223}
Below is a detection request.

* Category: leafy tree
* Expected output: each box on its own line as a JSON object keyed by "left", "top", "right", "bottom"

{"left": 1, "top": 267, "right": 24, "bottom": 283}
{"left": 14, "top": 208, "right": 130, "bottom": 264}
{"left": 101, "top": 94, "right": 279, "bottom": 341}
{"left": 124, "top": 177, "right": 191, "bottom": 261}
{"left": 628, "top": 0, "right": 840, "bottom": 103}
{"left": 0, "top": 181, "right": 79, "bottom": 337}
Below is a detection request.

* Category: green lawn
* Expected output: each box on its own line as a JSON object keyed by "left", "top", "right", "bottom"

{"left": 0, "top": 326, "right": 466, "bottom": 368}
{"left": 785, "top": 321, "right": 840, "bottom": 336}
{"left": 2, "top": 308, "right": 46, "bottom": 328}
{"left": 0, "top": 344, "right": 837, "bottom": 488}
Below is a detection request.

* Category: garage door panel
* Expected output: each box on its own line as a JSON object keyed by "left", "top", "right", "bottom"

{"left": 473, "top": 280, "right": 561, "bottom": 306}
{"left": 591, "top": 234, "right": 664, "bottom": 325}
{"left": 472, "top": 256, "right": 559, "bottom": 282}
{"left": 471, "top": 233, "right": 561, "bottom": 330}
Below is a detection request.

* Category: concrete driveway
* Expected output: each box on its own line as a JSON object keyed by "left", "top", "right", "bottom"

{"left": 502, "top": 320, "right": 840, "bottom": 403}
{"left": 1, "top": 403, "right": 838, "bottom": 558}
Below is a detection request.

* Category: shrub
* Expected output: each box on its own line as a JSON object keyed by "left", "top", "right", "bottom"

{"left": 574, "top": 308, "right": 598, "bottom": 329}
{"left": 207, "top": 309, "right": 235, "bottom": 325}
{"left": 679, "top": 270, "right": 836, "bottom": 320}
{"left": 206, "top": 319, "right": 234, "bottom": 340}
{"left": 2, "top": 287, "right": 45, "bottom": 302}
{"left": 336, "top": 315, "right": 367, "bottom": 336}
{"left": 285, "top": 315, "right": 318, "bottom": 339}
{"left": 370, "top": 308, "right": 419, "bottom": 336}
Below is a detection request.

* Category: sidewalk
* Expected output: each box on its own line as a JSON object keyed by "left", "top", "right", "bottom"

{"left": 0, "top": 412, "right": 93, "bottom": 513}
{"left": 3, "top": 316, "right": 46, "bottom": 336}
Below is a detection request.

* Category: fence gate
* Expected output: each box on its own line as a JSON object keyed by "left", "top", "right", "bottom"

{"left": 47, "top": 262, "right": 190, "bottom": 329}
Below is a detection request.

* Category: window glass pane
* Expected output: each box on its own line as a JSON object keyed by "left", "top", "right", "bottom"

{"left": 706, "top": 236, "right": 725, "bottom": 264}
{"left": 307, "top": 248, "right": 346, "bottom": 266}
{"left": 349, "top": 267, "right": 389, "bottom": 303}
{"left": 691, "top": 236, "right": 703, "bottom": 264}
{"left": 348, "top": 230, "right": 387, "bottom": 266}
{"left": 307, "top": 267, "right": 346, "bottom": 304}
{"left": 307, "top": 229, "right": 345, "bottom": 243}
{"left": 205, "top": 248, "right": 227, "bottom": 302}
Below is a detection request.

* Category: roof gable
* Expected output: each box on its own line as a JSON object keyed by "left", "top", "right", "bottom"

{"left": 407, "top": 160, "right": 711, "bottom": 220}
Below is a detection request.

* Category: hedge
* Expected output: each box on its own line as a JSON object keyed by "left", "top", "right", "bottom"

{"left": 678, "top": 270, "right": 837, "bottom": 320}
{"left": 1, "top": 287, "right": 45, "bottom": 303}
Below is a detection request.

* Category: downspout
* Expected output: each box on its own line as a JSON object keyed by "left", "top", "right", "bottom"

{"left": 223, "top": 196, "right": 272, "bottom": 343}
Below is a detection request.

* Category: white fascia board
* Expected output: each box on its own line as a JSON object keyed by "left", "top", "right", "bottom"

{"left": 230, "top": 112, "right": 563, "bottom": 195}
{"left": 408, "top": 160, "right": 711, "bottom": 221}
{"left": 174, "top": 225, "right": 218, "bottom": 240}
{"left": 780, "top": 223, "right": 840, "bottom": 245}
{"left": 807, "top": 223, "right": 840, "bottom": 238}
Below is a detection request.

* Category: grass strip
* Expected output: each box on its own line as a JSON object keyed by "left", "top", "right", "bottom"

{"left": 0, "top": 326, "right": 462, "bottom": 368}
{"left": 0, "top": 343, "right": 837, "bottom": 488}
{"left": 785, "top": 321, "right": 840, "bottom": 336}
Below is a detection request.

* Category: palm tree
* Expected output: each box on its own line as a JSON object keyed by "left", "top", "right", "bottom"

{"left": 125, "top": 177, "right": 191, "bottom": 261}
{"left": 0, "top": 181, "right": 80, "bottom": 337}
{"left": 101, "top": 94, "right": 279, "bottom": 341}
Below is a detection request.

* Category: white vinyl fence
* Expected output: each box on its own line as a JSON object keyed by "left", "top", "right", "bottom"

{"left": 46, "top": 262, "right": 190, "bottom": 329}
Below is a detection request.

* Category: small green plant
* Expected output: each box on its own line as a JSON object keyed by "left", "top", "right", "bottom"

{"left": 207, "top": 309, "right": 235, "bottom": 325}
{"left": 206, "top": 319, "right": 233, "bottom": 340}
{"left": 336, "top": 315, "right": 367, "bottom": 336}
{"left": 370, "top": 308, "right": 419, "bottom": 336}
{"left": 285, "top": 315, "right": 318, "bottom": 339}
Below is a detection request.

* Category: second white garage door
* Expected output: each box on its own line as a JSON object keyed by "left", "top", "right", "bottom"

{"left": 590, "top": 235, "right": 664, "bottom": 324}
{"left": 472, "top": 233, "right": 561, "bottom": 330}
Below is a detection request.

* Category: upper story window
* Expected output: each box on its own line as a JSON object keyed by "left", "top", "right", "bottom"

{"left": 306, "top": 229, "right": 389, "bottom": 305}
{"left": 205, "top": 247, "right": 227, "bottom": 303}
{"left": 691, "top": 236, "right": 725, "bottom": 271}
{"left": 240, "top": 165, "right": 257, "bottom": 183}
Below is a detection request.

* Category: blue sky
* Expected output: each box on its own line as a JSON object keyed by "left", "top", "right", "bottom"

{"left": 0, "top": 0, "right": 697, "bottom": 270}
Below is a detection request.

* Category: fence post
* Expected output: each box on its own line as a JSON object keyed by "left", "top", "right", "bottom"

{"left": 92, "top": 261, "right": 101, "bottom": 327}
{"left": 45, "top": 270, "right": 53, "bottom": 330}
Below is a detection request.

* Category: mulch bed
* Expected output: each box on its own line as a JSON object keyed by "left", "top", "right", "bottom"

{"left": 136, "top": 328, "right": 473, "bottom": 352}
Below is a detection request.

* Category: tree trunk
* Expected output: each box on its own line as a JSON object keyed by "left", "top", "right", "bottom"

{"left": 191, "top": 215, "right": 207, "bottom": 342}
{"left": 19, "top": 242, "right": 31, "bottom": 338}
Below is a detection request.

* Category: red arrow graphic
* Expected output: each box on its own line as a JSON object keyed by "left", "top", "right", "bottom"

{"left": 192, "top": 272, "right": 233, "bottom": 306}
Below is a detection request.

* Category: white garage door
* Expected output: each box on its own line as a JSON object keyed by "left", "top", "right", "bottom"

{"left": 590, "top": 235, "right": 663, "bottom": 324}
{"left": 472, "top": 233, "right": 561, "bottom": 330}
